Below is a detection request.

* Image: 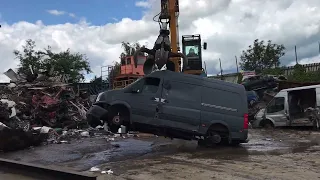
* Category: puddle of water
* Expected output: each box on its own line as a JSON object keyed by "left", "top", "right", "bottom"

{"left": 68, "top": 139, "right": 154, "bottom": 171}
{"left": 109, "top": 139, "right": 153, "bottom": 161}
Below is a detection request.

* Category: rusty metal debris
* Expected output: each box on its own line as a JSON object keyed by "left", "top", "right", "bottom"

{"left": 0, "top": 69, "right": 92, "bottom": 152}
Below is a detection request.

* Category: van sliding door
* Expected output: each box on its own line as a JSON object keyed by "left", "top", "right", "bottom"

{"left": 158, "top": 80, "right": 201, "bottom": 132}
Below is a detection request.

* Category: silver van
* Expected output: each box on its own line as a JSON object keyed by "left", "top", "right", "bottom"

{"left": 253, "top": 85, "right": 320, "bottom": 128}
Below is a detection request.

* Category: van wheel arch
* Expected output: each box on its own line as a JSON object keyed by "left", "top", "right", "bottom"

{"left": 208, "top": 123, "right": 229, "bottom": 134}
{"left": 199, "top": 123, "right": 230, "bottom": 147}
{"left": 107, "top": 104, "right": 131, "bottom": 132}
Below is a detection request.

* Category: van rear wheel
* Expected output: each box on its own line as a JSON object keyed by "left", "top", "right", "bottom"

{"left": 198, "top": 129, "right": 225, "bottom": 147}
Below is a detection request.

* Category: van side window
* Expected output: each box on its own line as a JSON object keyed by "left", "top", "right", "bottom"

{"left": 142, "top": 77, "right": 160, "bottom": 93}
{"left": 267, "top": 97, "right": 285, "bottom": 113}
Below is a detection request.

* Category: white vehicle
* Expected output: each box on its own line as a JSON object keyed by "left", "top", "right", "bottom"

{"left": 253, "top": 85, "right": 320, "bottom": 128}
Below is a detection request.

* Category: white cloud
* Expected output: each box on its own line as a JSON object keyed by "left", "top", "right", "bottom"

{"left": 1, "top": 0, "right": 320, "bottom": 82}
{"left": 69, "top": 13, "right": 76, "bottom": 18}
{"left": 135, "top": 1, "right": 151, "bottom": 8}
{"left": 288, "top": 55, "right": 320, "bottom": 66}
{"left": 46, "top": 9, "right": 65, "bottom": 16}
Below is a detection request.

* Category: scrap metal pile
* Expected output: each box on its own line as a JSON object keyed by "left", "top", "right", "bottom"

{"left": 0, "top": 69, "right": 91, "bottom": 152}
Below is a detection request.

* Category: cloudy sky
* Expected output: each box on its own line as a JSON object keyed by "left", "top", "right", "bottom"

{"left": 1, "top": 0, "right": 320, "bottom": 82}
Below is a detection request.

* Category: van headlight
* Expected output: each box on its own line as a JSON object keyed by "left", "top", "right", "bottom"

{"left": 95, "top": 92, "right": 104, "bottom": 102}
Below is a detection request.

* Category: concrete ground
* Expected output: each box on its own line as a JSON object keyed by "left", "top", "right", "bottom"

{"left": 1, "top": 129, "right": 320, "bottom": 180}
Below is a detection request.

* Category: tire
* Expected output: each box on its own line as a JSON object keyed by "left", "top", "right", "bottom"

{"left": 87, "top": 114, "right": 103, "bottom": 128}
{"left": 199, "top": 129, "right": 225, "bottom": 147}
{"left": 108, "top": 113, "right": 122, "bottom": 133}
{"left": 107, "top": 106, "right": 129, "bottom": 133}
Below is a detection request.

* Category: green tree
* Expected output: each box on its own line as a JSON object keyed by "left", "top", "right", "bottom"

{"left": 108, "top": 61, "right": 121, "bottom": 78}
{"left": 239, "top": 39, "right": 286, "bottom": 73}
{"left": 14, "top": 39, "right": 43, "bottom": 75}
{"left": 237, "top": 73, "right": 243, "bottom": 84}
{"left": 14, "top": 39, "right": 91, "bottom": 83}
{"left": 288, "top": 64, "right": 320, "bottom": 82}
{"left": 120, "top": 41, "right": 144, "bottom": 58}
{"left": 90, "top": 76, "right": 101, "bottom": 84}
{"left": 261, "top": 66, "right": 286, "bottom": 75}
{"left": 90, "top": 75, "right": 108, "bottom": 87}
{"left": 40, "top": 46, "right": 91, "bottom": 82}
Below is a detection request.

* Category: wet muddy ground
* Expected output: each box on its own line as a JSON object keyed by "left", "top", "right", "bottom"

{"left": 1, "top": 129, "right": 320, "bottom": 180}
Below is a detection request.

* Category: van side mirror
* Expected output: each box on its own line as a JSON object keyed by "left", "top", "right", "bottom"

{"left": 203, "top": 42, "right": 207, "bottom": 50}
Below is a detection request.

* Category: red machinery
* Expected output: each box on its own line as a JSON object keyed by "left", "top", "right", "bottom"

{"left": 107, "top": 55, "right": 146, "bottom": 89}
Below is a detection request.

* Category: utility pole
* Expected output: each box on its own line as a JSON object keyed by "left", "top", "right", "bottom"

{"left": 203, "top": 61, "right": 207, "bottom": 74}
{"left": 295, "top": 45, "right": 298, "bottom": 64}
{"left": 318, "top": 42, "right": 320, "bottom": 54}
{"left": 219, "top": 58, "right": 223, "bottom": 80}
{"left": 235, "top": 56, "right": 239, "bottom": 73}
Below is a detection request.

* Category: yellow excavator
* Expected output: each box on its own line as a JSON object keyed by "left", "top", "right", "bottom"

{"left": 134, "top": 0, "right": 207, "bottom": 76}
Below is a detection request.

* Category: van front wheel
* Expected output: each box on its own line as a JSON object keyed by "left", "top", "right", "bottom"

{"left": 107, "top": 105, "right": 130, "bottom": 133}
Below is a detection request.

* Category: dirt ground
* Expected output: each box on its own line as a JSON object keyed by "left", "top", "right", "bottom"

{"left": 1, "top": 128, "right": 320, "bottom": 180}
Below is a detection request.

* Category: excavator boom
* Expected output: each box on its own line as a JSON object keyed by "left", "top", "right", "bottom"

{"left": 164, "top": 0, "right": 206, "bottom": 74}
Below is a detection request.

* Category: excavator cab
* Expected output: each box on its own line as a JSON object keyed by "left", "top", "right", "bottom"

{"left": 182, "top": 34, "right": 206, "bottom": 75}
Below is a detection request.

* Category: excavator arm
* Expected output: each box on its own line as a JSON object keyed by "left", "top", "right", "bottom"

{"left": 133, "top": 0, "right": 206, "bottom": 75}
{"left": 159, "top": 0, "right": 207, "bottom": 74}
{"left": 164, "top": 0, "right": 179, "bottom": 72}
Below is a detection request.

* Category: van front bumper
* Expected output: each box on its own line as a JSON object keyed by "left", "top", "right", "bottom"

{"left": 86, "top": 105, "right": 108, "bottom": 127}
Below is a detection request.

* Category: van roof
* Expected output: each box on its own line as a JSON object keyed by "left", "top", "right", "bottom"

{"left": 149, "top": 70, "right": 244, "bottom": 90}
{"left": 280, "top": 84, "right": 320, "bottom": 92}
